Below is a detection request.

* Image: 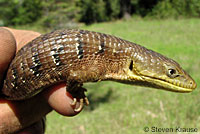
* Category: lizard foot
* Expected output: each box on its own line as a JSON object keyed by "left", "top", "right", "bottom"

{"left": 68, "top": 85, "right": 89, "bottom": 112}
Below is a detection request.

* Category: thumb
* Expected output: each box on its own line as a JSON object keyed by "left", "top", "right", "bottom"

{"left": 0, "top": 28, "right": 16, "bottom": 84}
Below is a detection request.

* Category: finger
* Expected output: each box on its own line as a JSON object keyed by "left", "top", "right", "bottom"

{"left": 2, "top": 27, "right": 41, "bottom": 51}
{"left": 0, "top": 28, "right": 16, "bottom": 84}
{"left": 0, "top": 28, "right": 49, "bottom": 134}
{"left": 43, "top": 83, "right": 81, "bottom": 116}
{"left": 16, "top": 118, "right": 45, "bottom": 134}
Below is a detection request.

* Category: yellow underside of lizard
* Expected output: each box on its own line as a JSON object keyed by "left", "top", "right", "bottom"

{"left": 126, "top": 69, "right": 193, "bottom": 92}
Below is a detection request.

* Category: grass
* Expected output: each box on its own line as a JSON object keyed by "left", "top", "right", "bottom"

{"left": 40, "top": 18, "right": 200, "bottom": 134}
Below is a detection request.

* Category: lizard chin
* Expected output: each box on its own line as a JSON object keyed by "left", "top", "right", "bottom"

{"left": 139, "top": 76, "right": 194, "bottom": 93}
{"left": 125, "top": 69, "right": 195, "bottom": 93}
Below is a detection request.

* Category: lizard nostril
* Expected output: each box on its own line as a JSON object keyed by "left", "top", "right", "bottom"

{"left": 189, "top": 81, "right": 193, "bottom": 88}
{"left": 189, "top": 80, "right": 197, "bottom": 89}
{"left": 190, "top": 81, "right": 193, "bottom": 85}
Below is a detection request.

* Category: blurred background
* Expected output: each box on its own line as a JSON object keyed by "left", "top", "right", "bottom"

{"left": 1, "top": 0, "right": 200, "bottom": 31}
{"left": 0, "top": 0, "right": 200, "bottom": 134}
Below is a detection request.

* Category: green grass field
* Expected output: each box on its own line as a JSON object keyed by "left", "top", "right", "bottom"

{"left": 43, "top": 18, "right": 200, "bottom": 134}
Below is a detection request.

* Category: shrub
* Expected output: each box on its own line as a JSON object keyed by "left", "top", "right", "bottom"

{"left": 149, "top": 0, "right": 200, "bottom": 18}
{"left": 39, "top": 0, "right": 78, "bottom": 29}
{"left": 0, "top": 0, "right": 199, "bottom": 26}
{"left": 0, "top": 0, "right": 43, "bottom": 25}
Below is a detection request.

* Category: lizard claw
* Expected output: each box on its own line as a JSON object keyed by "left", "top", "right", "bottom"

{"left": 74, "top": 97, "right": 90, "bottom": 112}
{"left": 84, "top": 97, "right": 89, "bottom": 106}
{"left": 74, "top": 98, "right": 84, "bottom": 112}
{"left": 70, "top": 98, "right": 77, "bottom": 106}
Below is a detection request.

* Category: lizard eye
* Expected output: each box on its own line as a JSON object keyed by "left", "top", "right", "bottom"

{"left": 169, "top": 69, "right": 176, "bottom": 75}
{"left": 167, "top": 69, "right": 179, "bottom": 78}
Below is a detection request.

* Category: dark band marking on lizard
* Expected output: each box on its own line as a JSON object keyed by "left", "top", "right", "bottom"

{"left": 76, "top": 42, "right": 84, "bottom": 59}
{"left": 97, "top": 42, "right": 105, "bottom": 54}
{"left": 30, "top": 47, "right": 42, "bottom": 76}
{"left": 51, "top": 48, "right": 62, "bottom": 66}
{"left": 10, "top": 67, "right": 18, "bottom": 88}
{"left": 11, "top": 68, "right": 18, "bottom": 80}
{"left": 75, "top": 33, "right": 85, "bottom": 59}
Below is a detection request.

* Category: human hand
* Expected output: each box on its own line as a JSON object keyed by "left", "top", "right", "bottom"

{"left": 0, "top": 27, "right": 81, "bottom": 134}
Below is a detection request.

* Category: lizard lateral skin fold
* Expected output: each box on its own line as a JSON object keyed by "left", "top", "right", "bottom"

{"left": 1, "top": 29, "right": 197, "bottom": 112}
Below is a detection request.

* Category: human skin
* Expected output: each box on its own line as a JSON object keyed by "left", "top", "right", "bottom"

{"left": 0, "top": 27, "right": 81, "bottom": 134}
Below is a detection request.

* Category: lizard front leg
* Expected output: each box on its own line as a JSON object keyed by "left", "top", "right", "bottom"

{"left": 66, "top": 81, "right": 89, "bottom": 112}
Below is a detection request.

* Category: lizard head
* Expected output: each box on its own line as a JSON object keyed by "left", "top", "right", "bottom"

{"left": 126, "top": 47, "right": 197, "bottom": 92}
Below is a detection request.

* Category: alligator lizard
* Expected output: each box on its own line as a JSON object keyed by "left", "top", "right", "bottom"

{"left": 1, "top": 29, "right": 197, "bottom": 112}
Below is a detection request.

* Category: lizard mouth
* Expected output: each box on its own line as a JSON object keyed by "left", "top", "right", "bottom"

{"left": 140, "top": 75, "right": 196, "bottom": 93}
